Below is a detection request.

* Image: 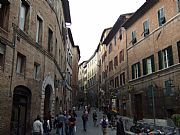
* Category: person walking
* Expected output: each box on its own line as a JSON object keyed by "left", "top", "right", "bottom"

{"left": 43, "top": 117, "right": 50, "bottom": 135}
{"left": 64, "top": 110, "right": 71, "bottom": 135}
{"left": 68, "top": 112, "right": 76, "bottom": 135}
{"left": 81, "top": 111, "right": 88, "bottom": 131}
{"left": 32, "top": 115, "right": 43, "bottom": 135}
{"left": 92, "top": 110, "right": 98, "bottom": 127}
{"left": 100, "top": 115, "right": 108, "bottom": 135}
{"left": 56, "top": 112, "right": 65, "bottom": 135}
{"left": 116, "top": 117, "right": 125, "bottom": 135}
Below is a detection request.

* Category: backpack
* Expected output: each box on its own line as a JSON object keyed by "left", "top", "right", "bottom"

{"left": 82, "top": 114, "right": 88, "bottom": 121}
{"left": 101, "top": 119, "right": 107, "bottom": 128}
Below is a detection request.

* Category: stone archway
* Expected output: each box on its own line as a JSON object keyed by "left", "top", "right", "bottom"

{"left": 10, "top": 85, "right": 31, "bottom": 135}
{"left": 41, "top": 74, "right": 55, "bottom": 118}
{"left": 55, "top": 97, "right": 59, "bottom": 115}
{"left": 44, "top": 85, "right": 53, "bottom": 118}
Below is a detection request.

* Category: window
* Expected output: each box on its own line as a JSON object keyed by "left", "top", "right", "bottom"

{"left": 115, "top": 76, "right": 119, "bottom": 88}
{"left": 158, "top": 8, "right": 166, "bottom": 26}
{"left": 0, "top": 1, "right": 10, "bottom": 30}
{"left": 19, "top": 0, "right": 30, "bottom": 32}
{"left": 178, "top": 0, "right": 180, "bottom": 12}
{"left": 143, "top": 20, "right": 149, "bottom": 37}
{"left": 131, "top": 31, "right": 137, "bottom": 44}
{"left": 48, "top": 28, "right": 53, "bottom": 53}
{"left": 33, "top": 63, "right": 40, "bottom": 79}
{"left": 36, "top": 16, "right": 43, "bottom": 44}
{"left": 132, "top": 62, "right": 141, "bottom": 79}
{"left": 120, "top": 72, "right": 125, "bottom": 86}
{"left": 177, "top": 41, "right": 180, "bottom": 63}
{"left": 158, "top": 46, "right": 173, "bottom": 70}
{"left": 16, "top": 53, "right": 26, "bottom": 74}
{"left": 114, "top": 56, "right": 118, "bottom": 67}
{"left": 109, "top": 60, "right": 113, "bottom": 71}
{"left": 109, "top": 43, "right": 112, "bottom": 54}
{"left": 119, "top": 49, "right": 124, "bottom": 63}
{"left": 142, "top": 55, "right": 155, "bottom": 75}
{"left": 0, "top": 43, "right": 5, "bottom": 69}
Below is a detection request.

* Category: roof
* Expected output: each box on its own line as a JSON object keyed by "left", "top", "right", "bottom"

{"left": 123, "top": 0, "right": 159, "bottom": 29}
{"left": 103, "top": 14, "right": 132, "bottom": 45}
{"left": 74, "top": 45, "right": 81, "bottom": 61}
{"left": 62, "top": 0, "right": 71, "bottom": 24}
{"left": 68, "top": 28, "right": 74, "bottom": 46}
{"left": 96, "top": 28, "right": 112, "bottom": 52}
{"left": 67, "top": 28, "right": 81, "bottom": 61}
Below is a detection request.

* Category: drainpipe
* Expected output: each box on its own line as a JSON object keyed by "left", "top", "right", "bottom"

{"left": 9, "top": 27, "right": 16, "bottom": 97}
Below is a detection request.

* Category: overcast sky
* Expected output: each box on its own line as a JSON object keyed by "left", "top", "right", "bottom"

{"left": 69, "top": 0, "right": 146, "bottom": 63}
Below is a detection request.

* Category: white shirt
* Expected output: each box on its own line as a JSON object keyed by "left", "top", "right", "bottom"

{"left": 33, "top": 120, "right": 43, "bottom": 135}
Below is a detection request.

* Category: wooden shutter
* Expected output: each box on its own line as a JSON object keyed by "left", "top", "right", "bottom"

{"left": 142, "top": 58, "right": 147, "bottom": 75}
{"left": 158, "top": 51, "right": 162, "bottom": 70}
{"left": 132, "top": 65, "right": 135, "bottom": 79}
{"left": 167, "top": 46, "right": 174, "bottom": 66}
{"left": 165, "top": 80, "right": 172, "bottom": 96}
{"left": 177, "top": 41, "right": 180, "bottom": 63}
{"left": 138, "top": 62, "right": 141, "bottom": 77}
{"left": 151, "top": 55, "right": 155, "bottom": 72}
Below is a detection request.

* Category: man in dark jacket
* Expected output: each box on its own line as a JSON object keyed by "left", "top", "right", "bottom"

{"left": 116, "top": 117, "right": 125, "bottom": 135}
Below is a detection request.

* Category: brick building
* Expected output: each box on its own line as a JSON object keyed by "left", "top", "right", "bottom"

{"left": 96, "top": 0, "right": 180, "bottom": 119}
{"left": 0, "top": 0, "right": 73, "bottom": 134}
{"left": 123, "top": 0, "right": 180, "bottom": 119}
{"left": 86, "top": 52, "right": 98, "bottom": 107}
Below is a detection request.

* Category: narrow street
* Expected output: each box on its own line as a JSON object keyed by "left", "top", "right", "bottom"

{"left": 51, "top": 108, "right": 116, "bottom": 135}
{"left": 75, "top": 109, "right": 116, "bottom": 135}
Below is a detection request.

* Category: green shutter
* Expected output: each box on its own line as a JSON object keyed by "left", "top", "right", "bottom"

{"left": 147, "top": 85, "right": 153, "bottom": 97}
{"left": 167, "top": 46, "right": 174, "bottom": 66}
{"left": 158, "top": 51, "right": 162, "bottom": 70}
{"left": 165, "top": 80, "right": 172, "bottom": 96}
{"left": 151, "top": 55, "right": 155, "bottom": 72}
{"left": 132, "top": 65, "right": 135, "bottom": 79}
{"left": 138, "top": 62, "right": 141, "bottom": 77}
{"left": 158, "top": 10, "right": 161, "bottom": 26}
{"left": 142, "top": 58, "right": 147, "bottom": 75}
{"left": 177, "top": 41, "right": 180, "bottom": 63}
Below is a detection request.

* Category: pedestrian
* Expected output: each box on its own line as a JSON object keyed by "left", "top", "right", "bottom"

{"left": 32, "top": 115, "right": 43, "bottom": 135}
{"left": 100, "top": 115, "right": 108, "bottom": 135}
{"left": 68, "top": 112, "right": 76, "bottom": 135}
{"left": 56, "top": 112, "right": 65, "bottom": 135}
{"left": 43, "top": 117, "right": 50, "bottom": 135}
{"left": 116, "top": 117, "right": 125, "bottom": 135}
{"left": 81, "top": 110, "right": 88, "bottom": 131}
{"left": 64, "top": 110, "right": 71, "bottom": 135}
{"left": 92, "top": 110, "right": 98, "bottom": 127}
{"left": 72, "top": 109, "right": 77, "bottom": 118}
{"left": 47, "top": 111, "right": 52, "bottom": 131}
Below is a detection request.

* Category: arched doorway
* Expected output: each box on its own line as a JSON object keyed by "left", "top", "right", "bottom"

{"left": 10, "top": 86, "right": 31, "bottom": 135}
{"left": 55, "top": 97, "right": 59, "bottom": 115}
{"left": 44, "top": 85, "right": 53, "bottom": 118}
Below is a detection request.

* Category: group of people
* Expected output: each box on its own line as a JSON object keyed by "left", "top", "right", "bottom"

{"left": 32, "top": 106, "right": 125, "bottom": 135}
{"left": 81, "top": 105, "right": 125, "bottom": 135}
{"left": 32, "top": 109, "right": 77, "bottom": 135}
{"left": 54, "top": 109, "right": 77, "bottom": 135}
